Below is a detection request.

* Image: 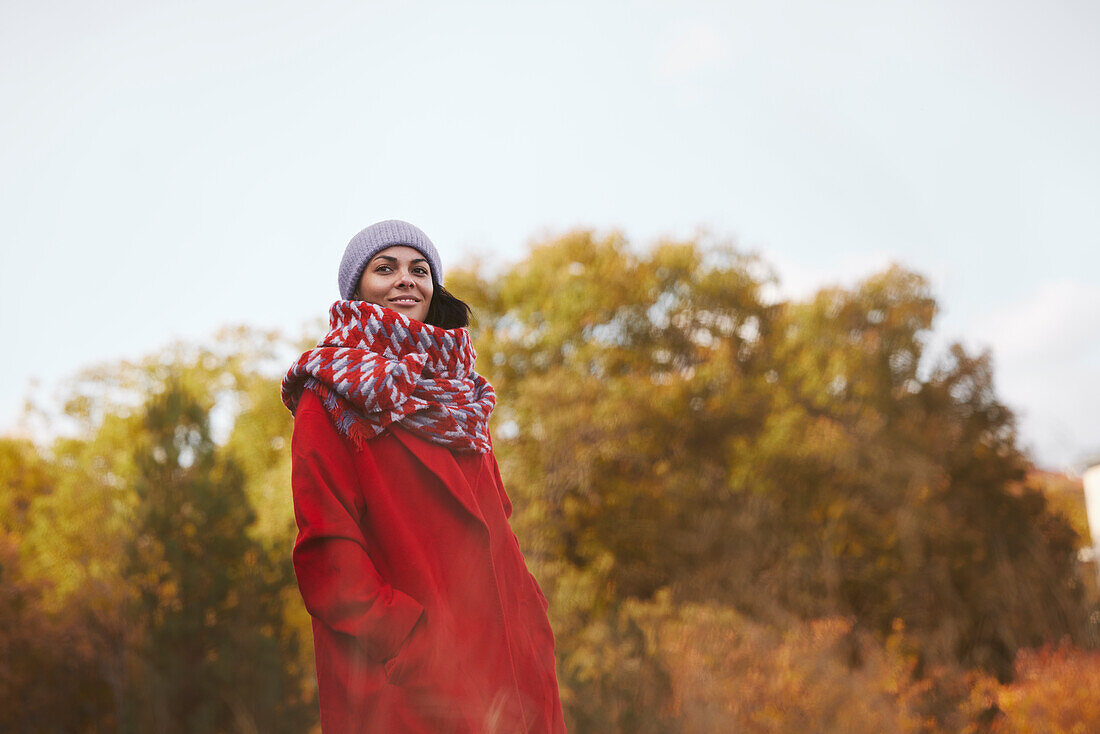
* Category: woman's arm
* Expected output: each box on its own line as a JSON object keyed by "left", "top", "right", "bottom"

{"left": 290, "top": 399, "right": 424, "bottom": 663}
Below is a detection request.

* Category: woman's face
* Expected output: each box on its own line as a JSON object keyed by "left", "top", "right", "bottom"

{"left": 356, "top": 245, "right": 434, "bottom": 322}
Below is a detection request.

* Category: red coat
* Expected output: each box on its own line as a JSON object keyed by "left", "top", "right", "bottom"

{"left": 291, "top": 388, "right": 567, "bottom": 733}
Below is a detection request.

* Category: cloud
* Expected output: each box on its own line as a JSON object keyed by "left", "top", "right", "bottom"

{"left": 973, "top": 279, "right": 1100, "bottom": 364}
{"left": 656, "top": 22, "right": 730, "bottom": 80}
{"left": 765, "top": 249, "right": 903, "bottom": 304}
{"left": 967, "top": 279, "right": 1100, "bottom": 469}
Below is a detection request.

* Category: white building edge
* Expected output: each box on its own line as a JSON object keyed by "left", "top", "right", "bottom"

{"left": 1082, "top": 462, "right": 1100, "bottom": 575}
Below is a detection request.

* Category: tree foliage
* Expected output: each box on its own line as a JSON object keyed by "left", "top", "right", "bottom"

{"left": 459, "top": 231, "right": 1088, "bottom": 684}
{"left": 1, "top": 229, "right": 1095, "bottom": 731}
{"left": 120, "top": 377, "right": 308, "bottom": 733}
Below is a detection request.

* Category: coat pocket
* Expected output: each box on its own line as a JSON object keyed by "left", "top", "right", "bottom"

{"left": 383, "top": 610, "right": 428, "bottom": 686}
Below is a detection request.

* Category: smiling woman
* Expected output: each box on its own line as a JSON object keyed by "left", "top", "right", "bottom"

{"left": 339, "top": 220, "right": 473, "bottom": 330}
{"left": 282, "top": 220, "right": 566, "bottom": 733}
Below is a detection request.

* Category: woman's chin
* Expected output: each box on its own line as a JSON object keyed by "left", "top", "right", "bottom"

{"left": 387, "top": 302, "right": 428, "bottom": 321}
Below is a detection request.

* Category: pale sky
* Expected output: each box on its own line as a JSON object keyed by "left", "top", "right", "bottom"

{"left": 2, "top": 0, "right": 1098, "bottom": 469}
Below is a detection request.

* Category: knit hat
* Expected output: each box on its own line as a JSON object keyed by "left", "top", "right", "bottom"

{"left": 338, "top": 220, "right": 444, "bottom": 300}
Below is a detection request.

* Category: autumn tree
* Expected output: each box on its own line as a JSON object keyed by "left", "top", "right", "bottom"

{"left": 0, "top": 440, "right": 114, "bottom": 733}
{"left": 118, "top": 370, "right": 309, "bottom": 733}
{"left": 7, "top": 332, "right": 311, "bottom": 733}
{"left": 448, "top": 229, "right": 1091, "bottom": 732}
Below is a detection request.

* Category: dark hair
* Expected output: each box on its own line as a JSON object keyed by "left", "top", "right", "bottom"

{"left": 425, "top": 284, "right": 471, "bottom": 329}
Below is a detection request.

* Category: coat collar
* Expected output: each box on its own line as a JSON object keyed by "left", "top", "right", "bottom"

{"left": 389, "top": 425, "right": 491, "bottom": 532}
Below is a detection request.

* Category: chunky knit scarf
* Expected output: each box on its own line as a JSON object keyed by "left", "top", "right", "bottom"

{"left": 281, "top": 301, "right": 496, "bottom": 454}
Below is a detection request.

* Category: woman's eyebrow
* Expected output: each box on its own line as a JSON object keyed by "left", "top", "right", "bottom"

{"left": 371, "top": 255, "right": 428, "bottom": 264}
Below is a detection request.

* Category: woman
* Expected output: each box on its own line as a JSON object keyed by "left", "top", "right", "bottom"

{"left": 281, "top": 220, "right": 566, "bottom": 734}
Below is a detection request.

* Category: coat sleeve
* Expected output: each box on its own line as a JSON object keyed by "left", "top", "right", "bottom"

{"left": 290, "top": 397, "right": 425, "bottom": 663}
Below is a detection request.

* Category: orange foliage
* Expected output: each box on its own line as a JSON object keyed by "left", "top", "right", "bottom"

{"left": 647, "top": 605, "right": 996, "bottom": 733}
{"left": 994, "top": 641, "right": 1100, "bottom": 734}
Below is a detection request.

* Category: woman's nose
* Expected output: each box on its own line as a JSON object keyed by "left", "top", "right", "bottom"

{"left": 395, "top": 270, "right": 416, "bottom": 287}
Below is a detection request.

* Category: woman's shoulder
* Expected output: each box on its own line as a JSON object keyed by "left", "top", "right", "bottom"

{"left": 294, "top": 386, "right": 326, "bottom": 416}
{"left": 292, "top": 388, "right": 390, "bottom": 455}
{"left": 292, "top": 389, "right": 343, "bottom": 441}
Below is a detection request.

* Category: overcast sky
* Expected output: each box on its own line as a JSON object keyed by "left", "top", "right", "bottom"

{"left": 2, "top": 0, "right": 1097, "bottom": 470}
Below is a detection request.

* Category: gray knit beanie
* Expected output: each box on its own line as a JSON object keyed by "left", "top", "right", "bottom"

{"left": 338, "top": 220, "right": 444, "bottom": 300}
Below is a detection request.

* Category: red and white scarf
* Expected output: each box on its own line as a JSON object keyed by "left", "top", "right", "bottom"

{"left": 281, "top": 301, "right": 496, "bottom": 453}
